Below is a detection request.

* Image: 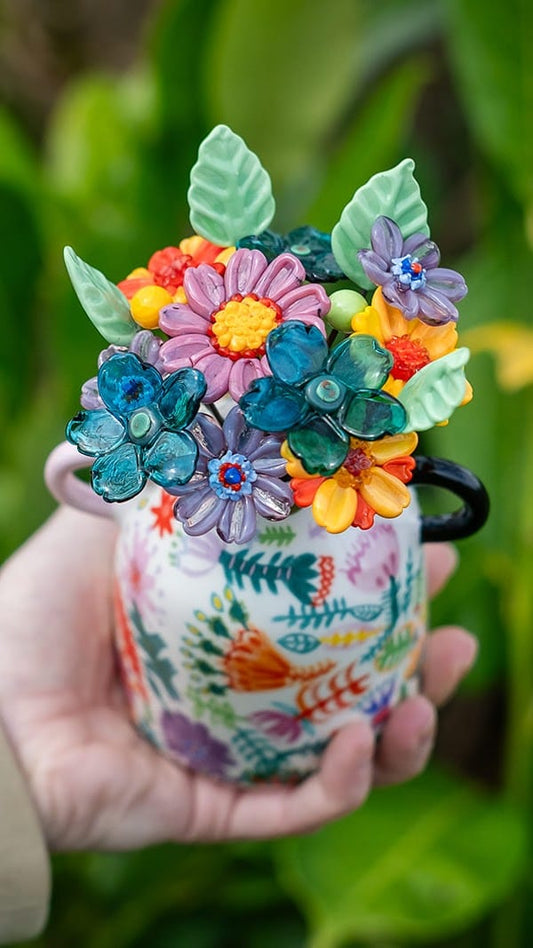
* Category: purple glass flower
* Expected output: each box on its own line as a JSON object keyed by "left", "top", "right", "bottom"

{"left": 358, "top": 217, "right": 467, "bottom": 325}
{"left": 172, "top": 406, "right": 294, "bottom": 544}
{"left": 81, "top": 331, "right": 164, "bottom": 410}
{"left": 158, "top": 248, "right": 329, "bottom": 403}
{"left": 161, "top": 710, "right": 235, "bottom": 779}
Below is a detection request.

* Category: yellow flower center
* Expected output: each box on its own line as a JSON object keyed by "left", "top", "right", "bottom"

{"left": 334, "top": 444, "right": 374, "bottom": 488}
{"left": 209, "top": 294, "right": 282, "bottom": 360}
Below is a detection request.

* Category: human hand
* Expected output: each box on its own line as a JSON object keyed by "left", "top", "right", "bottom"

{"left": 0, "top": 507, "right": 477, "bottom": 849}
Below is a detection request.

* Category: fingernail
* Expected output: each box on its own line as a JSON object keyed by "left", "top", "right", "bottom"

{"left": 457, "top": 633, "right": 478, "bottom": 676}
{"left": 413, "top": 727, "right": 435, "bottom": 768}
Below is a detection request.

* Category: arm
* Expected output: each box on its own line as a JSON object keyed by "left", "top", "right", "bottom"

{"left": 0, "top": 723, "right": 50, "bottom": 941}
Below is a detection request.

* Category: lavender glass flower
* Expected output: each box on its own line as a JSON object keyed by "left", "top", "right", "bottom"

{"left": 172, "top": 406, "right": 293, "bottom": 544}
{"left": 357, "top": 217, "right": 467, "bottom": 325}
{"left": 161, "top": 710, "right": 235, "bottom": 779}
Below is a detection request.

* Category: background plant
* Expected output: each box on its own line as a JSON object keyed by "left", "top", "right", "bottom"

{"left": 1, "top": 0, "right": 531, "bottom": 945}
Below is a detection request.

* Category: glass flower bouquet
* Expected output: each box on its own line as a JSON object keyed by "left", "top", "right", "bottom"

{"left": 45, "top": 126, "right": 488, "bottom": 783}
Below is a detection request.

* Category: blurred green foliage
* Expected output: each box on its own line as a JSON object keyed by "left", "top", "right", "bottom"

{"left": 2, "top": 0, "right": 532, "bottom": 945}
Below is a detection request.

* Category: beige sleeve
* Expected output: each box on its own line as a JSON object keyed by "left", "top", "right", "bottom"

{"left": 0, "top": 723, "right": 50, "bottom": 942}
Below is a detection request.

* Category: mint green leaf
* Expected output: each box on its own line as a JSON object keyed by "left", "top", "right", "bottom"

{"left": 399, "top": 347, "right": 470, "bottom": 431}
{"left": 188, "top": 125, "right": 275, "bottom": 246}
{"left": 331, "top": 158, "right": 429, "bottom": 289}
{"left": 275, "top": 768, "right": 528, "bottom": 947}
{"left": 63, "top": 246, "right": 137, "bottom": 346}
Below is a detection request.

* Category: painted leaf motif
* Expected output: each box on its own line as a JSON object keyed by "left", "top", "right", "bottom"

{"left": 331, "top": 158, "right": 429, "bottom": 289}
{"left": 63, "top": 246, "right": 137, "bottom": 345}
{"left": 278, "top": 633, "right": 321, "bottom": 654}
{"left": 399, "top": 348, "right": 470, "bottom": 431}
{"left": 188, "top": 125, "right": 275, "bottom": 246}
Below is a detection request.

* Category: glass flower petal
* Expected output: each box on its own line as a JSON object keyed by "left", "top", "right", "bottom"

{"left": 239, "top": 377, "right": 308, "bottom": 432}
{"left": 266, "top": 321, "right": 328, "bottom": 386}
{"left": 66, "top": 408, "right": 125, "bottom": 456}
{"left": 288, "top": 415, "right": 349, "bottom": 476}
{"left": 327, "top": 335, "right": 393, "bottom": 392}
{"left": 339, "top": 390, "right": 407, "bottom": 439}
{"left": 98, "top": 352, "right": 163, "bottom": 418}
{"left": 158, "top": 368, "right": 207, "bottom": 430}
{"left": 143, "top": 430, "right": 199, "bottom": 489}
{"left": 91, "top": 442, "right": 145, "bottom": 501}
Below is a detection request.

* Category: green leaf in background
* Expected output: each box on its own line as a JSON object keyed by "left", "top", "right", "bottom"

{"left": 308, "top": 56, "right": 433, "bottom": 231}
{"left": 204, "top": 0, "right": 362, "bottom": 222}
{"left": 275, "top": 768, "right": 528, "bottom": 947}
{"left": 331, "top": 158, "right": 429, "bottom": 288}
{"left": 188, "top": 125, "right": 275, "bottom": 245}
{"left": 446, "top": 0, "right": 533, "bottom": 218}
{"left": 399, "top": 347, "right": 471, "bottom": 430}
{"left": 63, "top": 246, "right": 137, "bottom": 345}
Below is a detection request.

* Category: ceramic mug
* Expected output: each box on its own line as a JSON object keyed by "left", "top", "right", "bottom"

{"left": 45, "top": 443, "right": 488, "bottom": 784}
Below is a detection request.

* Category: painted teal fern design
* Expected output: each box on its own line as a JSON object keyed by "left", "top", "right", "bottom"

{"left": 403, "top": 550, "right": 415, "bottom": 613}
{"left": 278, "top": 632, "right": 321, "bottom": 654}
{"left": 185, "top": 685, "right": 238, "bottom": 729}
{"left": 274, "top": 597, "right": 383, "bottom": 631}
{"left": 374, "top": 625, "right": 414, "bottom": 672}
{"left": 130, "top": 603, "right": 179, "bottom": 700}
{"left": 257, "top": 524, "right": 297, "bottom": 547}
{"left": 360, "top": 577, "right": 400, "bottom": 664}
{"left": 220, "top": 549, "right": 319, "bottom": 604}
{"left": 233, "top": 728, "right": 328, "bottom": 781}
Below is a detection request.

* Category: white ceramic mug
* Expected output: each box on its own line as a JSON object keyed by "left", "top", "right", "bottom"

{"left": 45, "top": 442, "right": 488, "bottom": 783}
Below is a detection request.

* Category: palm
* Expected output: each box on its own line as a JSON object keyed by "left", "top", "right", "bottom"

{"left": 0, "top": 507, "right": 476, "bottom": 851}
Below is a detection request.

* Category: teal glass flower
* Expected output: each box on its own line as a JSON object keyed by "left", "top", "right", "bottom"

{"left": 239, "top": 322, "right": 407, "bottom": 476}
{"left": 238, "top": 226, "right": 345, "bottom": 282}
{"left": 66, "top": 352, "right": 206, "bottom": 501}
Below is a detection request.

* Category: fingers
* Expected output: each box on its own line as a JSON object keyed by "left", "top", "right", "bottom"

{"left": 425, "top": 543, "right": 458, "bottom": 598}
{"left": 422, "top": 626, "right": 478, "bottom": 706}
{"left": 373, "top": 695, "right": 436, "bottom": 786}
{"left": 225, "top": 721, "right": 375, "bottom": 839}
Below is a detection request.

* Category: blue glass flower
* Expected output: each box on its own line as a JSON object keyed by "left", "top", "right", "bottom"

{"left": 238, "top": 226, "right": 345, "bottom": 283}
{"left": 66, "top": 352, "right": 206, "bottom": 501}
{"left": 239, "top": 321, "right": 407, "bottom": 476}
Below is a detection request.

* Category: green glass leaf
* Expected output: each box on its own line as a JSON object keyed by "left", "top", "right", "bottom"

{"left": 274, "top": 767, "right": 528, "bottom": 946}
{"left": 339, "top": 389, "right": 406, "bottom": 439}
{"left": 399, "top": 347, "right": 470, "bottom": 431}
{"left": 288, "top": 416, "right": 349, "bottom": 476}
{"left": 63, "top": 246, "right": 137, "bottom": 346}
{"left": 331, "top": 158, "right": 429, "bottom": 289}
{"left": 187, "top": 124, "right": 275, "bottom": 246}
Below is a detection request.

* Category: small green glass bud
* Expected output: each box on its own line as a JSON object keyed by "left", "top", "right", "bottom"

{"left": 327, "top": 289, "right": 368, "bottom": 331}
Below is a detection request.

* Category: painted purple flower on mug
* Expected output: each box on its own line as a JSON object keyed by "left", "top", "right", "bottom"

{"left": 81, "top": 331, "right": 165, "bottom": 410}
{"left": 357, "top": 677, "right": 396, "bottom": 728}
{"left": 357, "top": 217, "right": 467, "bottom": 325}
{"left": 342, "top": 522, "right": 400, "bottom": 591}
{"left": 161, "top": 710, "right": 235, "bottom": 779}
{"left": 172, "top": 406, "right": 293, "bottom": 544}
{"left": 158, "top": 248, "right": 330, "bottom": 402}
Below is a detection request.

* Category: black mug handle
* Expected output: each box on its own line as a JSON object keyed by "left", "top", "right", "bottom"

{"left": 411, "top": 455, "right": 490, "bottom": 543}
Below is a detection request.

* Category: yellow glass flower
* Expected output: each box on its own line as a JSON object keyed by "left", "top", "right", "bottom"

{"left": 352, "top": 287, "right": 472, "bottom": 403}
{"left": 282, "top": 432, "right": 418, "bottom": 534}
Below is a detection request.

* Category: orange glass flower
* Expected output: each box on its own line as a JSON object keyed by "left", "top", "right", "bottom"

{"left": 282, "top": 432, "right": 418, "bottom": 533}
{"left": 352, "top": 287, "right": 472, "bottom": 403}
{"left": 117, "top": 236, "right": 234, "bottom": 329}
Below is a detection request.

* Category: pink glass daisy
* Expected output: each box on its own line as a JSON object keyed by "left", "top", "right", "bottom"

{"left": 158, "top": 248, "right": 330, "bottom": 402}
